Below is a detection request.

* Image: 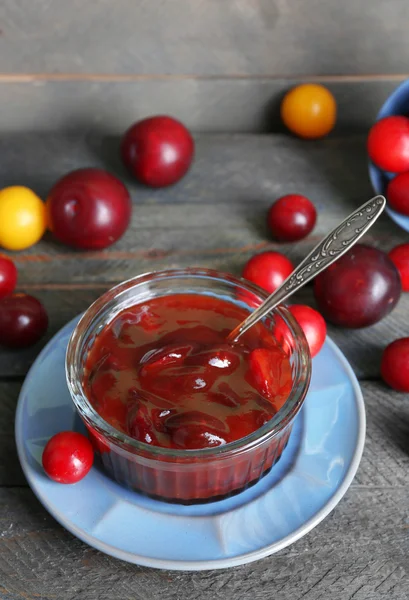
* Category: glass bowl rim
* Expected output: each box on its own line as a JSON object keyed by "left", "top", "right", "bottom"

{"left": 65, "top": 267, "right": 311, "bottom": 459}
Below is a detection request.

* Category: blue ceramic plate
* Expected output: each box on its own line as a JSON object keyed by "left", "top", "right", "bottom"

{"left": 369, "top": 78, "right": 409, "bottom": 232}
{"left": 15, "top": 316, "right": 365, "bottom": 571}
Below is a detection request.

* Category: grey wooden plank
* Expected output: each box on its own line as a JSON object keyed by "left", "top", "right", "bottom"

{"left": 1, "top": 132, "right": 405, "bottom": 287}
{"left": 0, "top": 485, "right": 408, "bottom": 599}
{"left": 0, "top": 78, "right": 403, "bottom": 133}
{"left": 0, "top": 132, "right": 405, "bottom": 377}
{"left": 10, "top": 214, "right": 408, "bottom": 287}
{"left": 0, "top": 132, "right": 376, "bottom": 204}
{"left": 2, "top": 378, "right": 409, "bottom": 488}
{"left": 0, "top": 383, "right": 23, "bottom": 487}
{"left": 9, "top": 213, "right": 405, "bottom": 285}
{"left": 1, "top": 0, "right": 409, "bottom": 76}
{"left": 0, "top": 284, "right": 408, "bottom": 379}
{"left": 356, "top": 383, "right": 409, "bottom": 489}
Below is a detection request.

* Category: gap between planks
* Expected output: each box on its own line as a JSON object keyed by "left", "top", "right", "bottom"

{"left": 8, "top": 242, "right": 271, "bottom": 265}
{"left": 0, "top": 73, "right": 408, "bottom": 83}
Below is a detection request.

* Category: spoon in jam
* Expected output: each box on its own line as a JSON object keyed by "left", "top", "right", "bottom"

{"left": 228, "top": 195, "right": 386, "bottom": 342}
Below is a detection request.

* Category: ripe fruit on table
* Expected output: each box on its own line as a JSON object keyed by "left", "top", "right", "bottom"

{"left": 268, "top": 194, "right": 317, "bottom": 242}
{"left": 288, "top": 305, "right": 326, "bottom": 358}
{"left": 0, "top": 294, "right": 48, "bottom": 348}
{"left": 242, "top": 251, "right": 294, "bottom": 294}
{"left": 46, "top": 168, "right": 132, "bottom": 250}
{"left": 386, "top": 172, "right": 409, "bottom": 215}
{"left": 367, "top": 116, "right": 409, "bottom": 173}
{"left": 314, "top": 244, "right": 401, "bottom": 328}
{"left": 273, "top": 304, "right": 326, "bottom": 358}
{"left": 121, "top": 116, "right": 195, "bottom": 187}
{"left": 381, "top": 338, "right": 409, "bottom": 392}
{"left": 280, "top": 84, "right": 336, "bottom": 139}
{"left": 0, "top": 255, "right": 17, "bottom": 298}
{"left": 0, "top": 186, "right": 46, "bottom": 251}
{"left": 389, "top": 243, "right": 409, "bottom": 291}
{"left": 42, "top": 431, "right": 94, "bottom": 484}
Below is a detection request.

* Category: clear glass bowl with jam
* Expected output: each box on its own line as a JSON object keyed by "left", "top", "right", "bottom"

{"left": 66, "top": 268, "right": 311, "bottom": 504}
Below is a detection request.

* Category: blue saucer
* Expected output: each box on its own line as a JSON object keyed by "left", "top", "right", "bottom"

{"left": 368, "top": 77, "right": 409, "bottom": 233}
{"left": 15, "top": 316, "right": 365, "bottom": 570}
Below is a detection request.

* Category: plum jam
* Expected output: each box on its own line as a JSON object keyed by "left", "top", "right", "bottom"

{"left": 67, "top": 270, "right": 310, "bottom": 503}
{"left": 83, "top": 294, "right": 293, "bottom": 451}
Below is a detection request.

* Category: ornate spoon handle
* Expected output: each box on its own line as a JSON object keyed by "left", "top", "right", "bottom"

{"left": 228, "top": 195, "right": 386, "bottom": 342}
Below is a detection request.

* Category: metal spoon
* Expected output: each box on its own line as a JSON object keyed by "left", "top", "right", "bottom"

{"left": 228, "top": 195, "right": 386, "bottom": 343}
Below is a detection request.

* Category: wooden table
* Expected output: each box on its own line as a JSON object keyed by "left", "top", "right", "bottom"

{"left": 2, "top": 0, "right": 409, "bottom": 597}
{"left": 1, "top": 131, "right": 409, "bottom": 599}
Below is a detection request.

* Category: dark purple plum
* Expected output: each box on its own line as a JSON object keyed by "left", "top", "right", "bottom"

{"left": 313, "top": 244, "right": 401, "bottom": 328}
{"left": 0, "top": 294, "right": 48, "bottom": 347}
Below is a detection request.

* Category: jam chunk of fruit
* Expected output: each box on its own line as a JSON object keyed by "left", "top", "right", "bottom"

{"left": 83, "top": 294, "right": 293, "bottom": 450}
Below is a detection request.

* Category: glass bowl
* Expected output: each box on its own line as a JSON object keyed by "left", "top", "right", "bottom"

{"left": 66, "top": 268, "right": 311, "bottom": 504}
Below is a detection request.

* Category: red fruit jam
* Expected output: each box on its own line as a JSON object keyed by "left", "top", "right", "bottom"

{"left": 83, "top": 294, "right": 292, "bottom": 453}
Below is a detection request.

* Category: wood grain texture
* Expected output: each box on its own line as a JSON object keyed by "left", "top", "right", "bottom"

{"left": 0, "top": 132, "right": 379, "bottom": 211}
{"left": 0, "top": 383, "right": 23, "bottom": 487}
{"left": 1, "top": 132, "right": 404, "bottom": 286}
{"left": 1, "top": 0, "right": 409, "bottom": 76}
{"left": 0, "top": 78, "right": 403, "bottom": 132}
{"left": 1, "top": 487, "right": 408, "bottom": 600}
{"left": 0, "top": 132, "right": 406, "bottom": 377}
